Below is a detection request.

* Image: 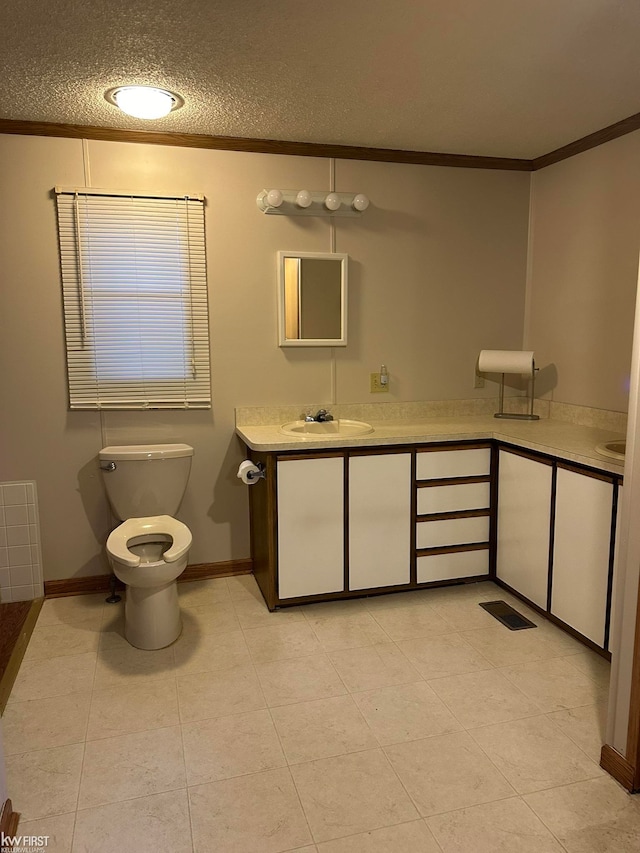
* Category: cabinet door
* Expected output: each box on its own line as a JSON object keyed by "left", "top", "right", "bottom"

{"left": 277, "top": 457, "right": 344, "bottom": 599}
{"left": 551, "top": 467, "right": 613, "bottom": 647}
{"left": 349, "top": 453, "right": 411, "bottom": 590}
{"left": 496, "top": 450, "right": 552, "bottom": 610}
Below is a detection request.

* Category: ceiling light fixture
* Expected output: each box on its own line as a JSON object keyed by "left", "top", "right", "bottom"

{"left": 104, "top": 86, "right": 184, "bottom": 119}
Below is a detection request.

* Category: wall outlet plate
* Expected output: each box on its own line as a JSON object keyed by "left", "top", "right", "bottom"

{"left": 370, "top": 373, "right": 389, "bottom": 393}
{"left": 474, "top": 373, "right": 485, "bottom": 389}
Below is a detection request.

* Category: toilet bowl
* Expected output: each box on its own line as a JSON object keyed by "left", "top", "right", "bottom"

{"left": 99, "top": 443, "right": 194, "bottom": 651}
{"left": 106, "top": 515, "right": 192, "bottom": 650}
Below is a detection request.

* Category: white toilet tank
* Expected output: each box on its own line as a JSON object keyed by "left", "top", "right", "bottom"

{"left": 99, "top": 444, "right": 194, "bottom": 520}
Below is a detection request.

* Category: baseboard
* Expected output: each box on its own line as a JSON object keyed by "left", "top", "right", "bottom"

{"left": 0, "top": 798, "right": 20, "bottom": 841}
{"left": 43, "top": 559, "right": 253, "bottom": 598}
{"left": 0, "top": 598, "right": 43, "bottom": 715}
{"left": 600, "top": 743, "right": 637, "bottom": 791}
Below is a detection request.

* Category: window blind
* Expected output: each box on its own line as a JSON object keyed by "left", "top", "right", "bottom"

{"left": 55, "top": 189, "right": 211, "bottom": 410}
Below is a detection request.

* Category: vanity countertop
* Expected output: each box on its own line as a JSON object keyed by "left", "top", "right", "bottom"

{"left": 235, "top": 415, "right": 626, "bottom": 476}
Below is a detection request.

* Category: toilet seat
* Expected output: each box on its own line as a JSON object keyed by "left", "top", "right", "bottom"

{"left": 107, "top": 515, "right": 192, "bottom": 568}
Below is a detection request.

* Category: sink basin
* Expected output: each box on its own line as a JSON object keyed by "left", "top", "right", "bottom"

{"left": 595, "top": 440, "right": 626, "bottom": 461}
{"left": 280, "top": 419, "right": 374, "bottom": 438}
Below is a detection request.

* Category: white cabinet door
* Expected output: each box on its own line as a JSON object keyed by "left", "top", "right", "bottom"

{"left": 551, "top": 467, "right": 613, "bottom": 647}
{"left": 277, "top": 457, "right": 344, "bottom": 599}
{"left": 349, "top": 453, "right": 411, "bottom": 590}
{"left": 496, "top": 449, "right": 552, "bottom": 609}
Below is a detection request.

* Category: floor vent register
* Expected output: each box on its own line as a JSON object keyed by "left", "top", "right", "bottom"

{"left": 479, "top": 600, "right": 537, "bottom": 631}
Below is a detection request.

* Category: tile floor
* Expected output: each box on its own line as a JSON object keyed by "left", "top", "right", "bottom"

{"left": 3, "top": 576, "right": 639, "bottom": 852}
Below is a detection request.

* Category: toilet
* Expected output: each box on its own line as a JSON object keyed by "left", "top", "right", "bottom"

{"left": 99, "top": 443, "right": 194, "bottom": 650}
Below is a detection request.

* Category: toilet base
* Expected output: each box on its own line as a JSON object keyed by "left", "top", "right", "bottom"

{"left": 124, "top": 579, "right": 182, "bottom": 650}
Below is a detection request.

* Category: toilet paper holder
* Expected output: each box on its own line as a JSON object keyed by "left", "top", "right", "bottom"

{"left": 246, "top": 462, "right": 266, "bottom": 481}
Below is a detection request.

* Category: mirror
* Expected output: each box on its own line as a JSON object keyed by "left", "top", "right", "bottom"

{"left": 277, "top": 251, "right": 348, "bottom": 346}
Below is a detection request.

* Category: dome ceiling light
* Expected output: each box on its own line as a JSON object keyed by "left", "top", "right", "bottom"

{"left": 104, "top": 86, "right": 184, "bottom": 120}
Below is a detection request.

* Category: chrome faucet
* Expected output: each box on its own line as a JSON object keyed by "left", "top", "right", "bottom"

{"left": 314, "top": 409, "right": 334, "bottom": 422}
{"left": 301, "top": 408, "right": 334, "bottom": 422}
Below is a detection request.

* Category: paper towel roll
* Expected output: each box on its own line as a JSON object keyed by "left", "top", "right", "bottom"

{"left": 237, "top": 460, "right": 260, "bottom": 485}
{"left": 478, "top": 350, "right": 534, "bottom": 376}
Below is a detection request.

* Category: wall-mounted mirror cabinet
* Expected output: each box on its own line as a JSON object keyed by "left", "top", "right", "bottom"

{"left": 277, "top": 251, "right": 348, "bottom": 347}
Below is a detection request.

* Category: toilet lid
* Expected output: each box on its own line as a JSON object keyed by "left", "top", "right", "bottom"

{"left": 106, "top": 515, "right": 192, "bottom": 568}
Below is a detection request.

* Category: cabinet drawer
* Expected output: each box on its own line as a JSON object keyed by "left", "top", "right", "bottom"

{"left": 416, "top": 447, "right": 490, "bottom": 480}
{"left": 417, "top": 515, "right": 490, "bottom": 549}
{"left": 417, "top": 549, "right": 489, "bottom": 583}
{"left": 417, "top": 482, "right": 490, "bottom": 515}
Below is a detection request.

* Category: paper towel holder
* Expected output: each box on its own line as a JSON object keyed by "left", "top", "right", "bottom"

{"left": 494, "top": 362, "right": 540, "bottom": 421}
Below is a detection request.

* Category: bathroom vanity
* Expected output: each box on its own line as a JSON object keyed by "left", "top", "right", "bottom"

{"left": 237, "top": 413, "right": 623, "bottom": 656}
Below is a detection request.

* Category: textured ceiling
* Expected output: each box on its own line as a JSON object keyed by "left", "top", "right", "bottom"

{"left": 2, "top": 0, "right": 640, "bottom": 159}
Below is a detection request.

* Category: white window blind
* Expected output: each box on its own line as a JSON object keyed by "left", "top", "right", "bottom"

{"left": 55, "top": 188, "right": 211, "bottom": 410}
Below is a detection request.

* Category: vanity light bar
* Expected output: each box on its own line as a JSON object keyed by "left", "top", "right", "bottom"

{"left": 256, "top": 189, "right": 370, "bottom": 217}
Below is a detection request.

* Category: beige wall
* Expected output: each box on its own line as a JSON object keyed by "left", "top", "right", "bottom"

{"left": 526, "top": 130, "right": 640, "bottom": 412}
{"left": 0, "top": 135, "right": 529, "bottom": 579}
{"left": 0, "top": 134, "right": 530, "bottom": 581}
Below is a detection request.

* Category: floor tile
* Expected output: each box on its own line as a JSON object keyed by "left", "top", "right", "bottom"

{"left": 328, "top": 644, "right": 421, "bottom": 693}
{"left": 178, "top": 577, "right": 231, "bottom": 605}
{"left": 469, "top": 715, "right": 603, "bottom": 793}
{"left": 24, "top": 620, "right": 100, "bottom": 661}
{"left": 19, "top": 812, "right": 76, "bottom": 853}
{"left": 2, "top": 692, "right": 91, "bottom": 754}
{"left": 72, "top": 789, "right": 193, "bottom": 853}
{"left": 6, "top": 743, "right": 84, "bottom": 821}
{"left": 564, "top": 651, "right": 611, "bottom": 689}
{"left": 533, "top": 619, "right": 593, "bottom": 656}
{"left": 301, "top": 599, "right": 369, "bottom": 620}
{"left": 501, "top": 656, "right": 608, "bottom": 712}
{"left": 172, "top": 629, "right": 250, "bottom": 675}
{"left": 270, "top": 695, "right": 378, "bottom": 764}
{"left": 38, "top": 593, "right": 105, "bottom": 628}
{"left": 427, "top": 796, "right": 564, "bottom": 853}
{"left": 385, "top": 731, "right": 515, "bottom": 816}
{"left": 6, "top": 652, "right": 97, "bottom": 704}
{"left": 309, "top": 614, "right": 390, "bottom": 652}
{"left": 429, "top": 668, "right": 542, "bottom": 728}
{"left": 86, "top": 679, "right": 180, "bottom": 740}
{"left": 226, "top": 573, "right": 263, "bottom": 602}
{"left": 233, "top": 595, "right": 307, "bottom": 629}
{"left": 291, "top": 749, "right": 418, "bottom": 842}
{"left": 396, "top": 633, "right": 493, "bottom": 680}
{"left": 93, "top": 644, "right": 176, "bottom": 689}
{"left": 547, "top": 701, "right": 608, "bottom": 763}
{"left": 315, "top": 820, "right": 441, "bottom": 852}
{"left": 369, "top": 604, "right": 453, "bottom": 640}
{"left": 428, "top": 599, "right": 498, "bottom": 631}
{"left": 256, "top": 654, "right": 347, "bottom": 707}
{"left": 179, "top": 600, "right": 240, "bottom": 639}
{"left": 244, "top": 621, "right": 321, "bottom": 663}
{"left": 189, "top": 767, "right": 312, "bottom": 853}
{"left": 524, "top": 776, "right": 640, "bottom": 852}
{"left": 177, "top": 663, "right": 266, "bottom": 723}
{"left": 460, "top": 624, "right": 564, "bottom": 666}
{"left": 182, "top": 709, "right": 286, "bottom": 784}
{"left": 352, "top": 681, "right": 462, "bottom": 745}
{"left": 78, "top": 725, "right": 186, "bottom": 809}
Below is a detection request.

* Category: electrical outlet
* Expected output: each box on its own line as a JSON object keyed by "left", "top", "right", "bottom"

{"left": 370, "top": 372, "right": 389, "bottom": 393}
{"left": 474, "top": 373, "right": 485, "bottom": 389}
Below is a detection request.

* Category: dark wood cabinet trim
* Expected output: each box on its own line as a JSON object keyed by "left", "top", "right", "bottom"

{"left": 546, "top": 462, "right": 558, "bottom": 613}
{"left": 489, "top": 444, "right": 499, "bottom": 578}
{"left": 410, "top": 450, "right": 417, "bottom": 585}
{"left": 417, "top": 508, "right": 490, "bottom": 522}
{"left": 496, "top": 443, "right": 555, "bottom": 466}
{"left": 343, "top": 453, "right": 350, "bottom": 593}
{"left": 557, "top": 459, "right": 618, "bottom": 484}
{"left": 416, "top": 542, "right": 490, "bottom": 558}
{"left": 416, "top": 475, "right": 491, "bottom": 488}
{"left": 416, "top": 441, "right": 493, "bottom": 454}
{"left": 276, "top": 450, "right": 346, "bottom": 462}
{"left": 604, "top": 482, "right": 619, "bottom": 651}
{"left": 600, "top": 744, "right": 637, "bottom": 792}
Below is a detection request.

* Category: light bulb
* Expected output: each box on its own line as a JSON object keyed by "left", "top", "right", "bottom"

{"left": 108, "top": 86, "right": 179, "bottom": 119}
{"left": 266, "top": 189, "right": 283, "bottom": 208}
{"left": 325, "top": 192, "right": 340, "bottom": 211}
{"left": 352, "top": 193, "right": 370, "bottom": 212}
{"left": 296, "top": 190, "right": 312, "bottom": 208}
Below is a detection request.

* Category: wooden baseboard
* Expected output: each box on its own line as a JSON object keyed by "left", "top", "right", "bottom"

{"left": 0, "top": 598, "right": 43, "bottom": 715}
{"left": 0, "top": 798, "right": 20, "bottom": 841}
{"left": 600, "top": 743, "right": 637, "bottom": 791}
{"left": 43, "top": 559, "right": 253, "bottom": 598}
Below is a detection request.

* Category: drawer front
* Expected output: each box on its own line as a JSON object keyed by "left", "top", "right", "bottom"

{"left": 417, "top": 482, "right": 490, "bottom": 515}
{"left": 416, "top": 447, "right": 490, "bottom": 480}
{"left": 417, "top": 515, "right": 490, "bottom": 549}
{"left": 417, "top": 550, "right": 489, "bottom": 583}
